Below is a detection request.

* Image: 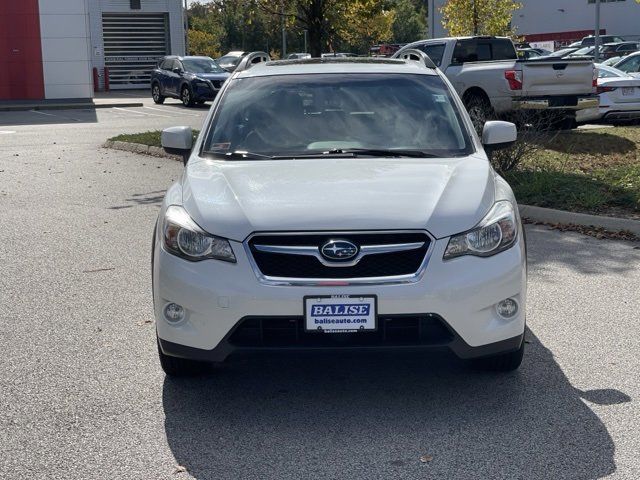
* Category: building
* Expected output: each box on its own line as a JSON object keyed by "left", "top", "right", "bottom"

{"left": 0, "top": 0, "right": 185, "bottom": 101}
{"left": 431, "top": 0, "right": 640, "bottom": 48}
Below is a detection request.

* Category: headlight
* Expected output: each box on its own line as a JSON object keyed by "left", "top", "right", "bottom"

{"left": 443, "top": 201, "right": 518, "bottom": 259}
{"left": 162, "top": 205, "right": 236, "bottom": 262}
{"left": 195, "top": 81, "right": 210, "bottom": 88}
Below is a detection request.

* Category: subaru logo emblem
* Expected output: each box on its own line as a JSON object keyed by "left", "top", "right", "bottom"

{"left": 320, "top": 240, "right": 358, "bottom": 261}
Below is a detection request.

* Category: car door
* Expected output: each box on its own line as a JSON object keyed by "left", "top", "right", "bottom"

{"left": 156, "top": 59, "right": 172, "bottom": 95}
{"left": 166, "top": 60, "right": 183, "bottom": 96}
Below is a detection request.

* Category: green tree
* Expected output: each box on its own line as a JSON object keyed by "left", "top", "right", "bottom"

{"left": 335, "top": 0, "right": 396, "bottom": 52}
{"left": 391, "top": 0, "right": 427, "bottom": 43}
{"left": 440, "top": 0, "right": 521, "bottom": 37}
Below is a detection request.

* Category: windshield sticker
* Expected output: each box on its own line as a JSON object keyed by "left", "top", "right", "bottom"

{"left": 433, "top": 94, "right": 447, "bottom": 103}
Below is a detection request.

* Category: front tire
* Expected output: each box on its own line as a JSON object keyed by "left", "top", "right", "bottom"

{"left": 157, "top": 339, "right": 209, "bottom": 376}
{"left": 464, "top": 94, "right": 493, "bottom": 135}
{"left": 181, "top": 85, "right": 195, "bottom": 107}
{"left": 151, "top": 83, "right": 165, "bottom": 104}
{"left": 471, "top": 340, "right": 525, "bottom": 372}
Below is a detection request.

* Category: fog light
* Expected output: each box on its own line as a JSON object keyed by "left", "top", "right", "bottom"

{"left": 496, "top": 298, "right": 518, "bottom": 319}
{"left": 164, "top": 303, "right": 185, "bottom": 323}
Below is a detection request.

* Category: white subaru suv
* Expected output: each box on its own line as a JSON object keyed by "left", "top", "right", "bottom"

{"left": 153, "top": 57, "right": 526, "bottom": 376}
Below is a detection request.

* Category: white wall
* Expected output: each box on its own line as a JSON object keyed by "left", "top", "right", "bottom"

{"left": 38, "top": 0, "right": 93, "bottom": 99}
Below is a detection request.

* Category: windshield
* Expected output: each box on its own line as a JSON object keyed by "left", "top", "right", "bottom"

{"left": 218, "top": 55, "right": 242, "bottom": 65}
{"left": 181, "top": 58, "right": 225, "bottom": 74}
{"left": 202, "top": 73, "right": 472, "bottom": 158}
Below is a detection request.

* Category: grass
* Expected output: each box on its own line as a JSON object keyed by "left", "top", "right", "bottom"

{"left": 109, "top": 130, "right": 199, "bottom": 148}
{"left": 506, "top": 126, "right": 640, "bottom": 219}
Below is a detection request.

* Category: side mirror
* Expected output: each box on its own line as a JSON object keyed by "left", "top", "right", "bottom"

{"left": 482, "top": 121, "right": 517, "bottom": 155}
{"left": 172, "top": 67, "right": 182, "bottom": 74}
{"left": 161, "top": 126, "right": 193, "bottom": 165}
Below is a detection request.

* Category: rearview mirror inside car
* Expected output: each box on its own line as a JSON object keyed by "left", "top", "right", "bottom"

{"left": 161, "top": 126, "right": 193, "bottom": 165}
{"left": 482, "top": 121, "right": 517, "bottom": 155}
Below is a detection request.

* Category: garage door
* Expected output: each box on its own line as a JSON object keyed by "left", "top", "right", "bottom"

{"left": 102, "top": 13, "right": 169, "bottom": 89}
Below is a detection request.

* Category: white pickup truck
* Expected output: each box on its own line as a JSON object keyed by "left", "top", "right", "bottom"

{"left": 394, "top": 36, "right": 598, "bottom": 129}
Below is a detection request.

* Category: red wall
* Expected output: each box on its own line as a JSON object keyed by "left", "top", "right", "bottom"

{"left": 0, "top": 1, "right": 45, "bottom": 100}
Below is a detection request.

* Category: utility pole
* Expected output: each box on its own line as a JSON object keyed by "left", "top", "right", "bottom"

{"left": 304, "top": 29, "right": 308, "bottom": 53}
{"left": 428, "top": 0, "right": 436, "bottom": 39}
{"left": 594, "top": 0, "right": 601, "bottom": 63}
{"left": 183, "top": 0, "right": 189, "bottom": 55}
{"left": 281, "top": 2, "right": 287, "bottom": 58}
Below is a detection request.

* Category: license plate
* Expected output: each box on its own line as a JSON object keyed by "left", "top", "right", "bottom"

{"left": 622, "top": 87, "right": 635, "bottom": 96}
{"left": 304, "top": 295, "right": 377, "bottom": 333}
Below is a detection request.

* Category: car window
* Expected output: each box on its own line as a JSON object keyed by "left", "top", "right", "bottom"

{"left": 159, "top": 59, "right": 172, "bottom": 70}
{"left": 218, "top": 55, "right": 241, "bottom": 65}
{"left": 417, "top": 44, "right": 445, "bottom": 66}
{"left": 616, "top": 55, "right": 640, "bottom": 73}
{"left": 453, "top": 39, "right": 515, "bottom": 63}
{"left": 181, "top": 58, "right": 225, "bottom": 74}
{"left": 203, "top": 73, "right": 472, "bottom": 158}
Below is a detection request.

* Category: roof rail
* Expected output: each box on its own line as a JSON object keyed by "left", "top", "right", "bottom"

{"left": 234, "top": 51, "right": 271, "bottom": 72}
{"left": 394, "top": 49, "right": 436, "bottom": 69}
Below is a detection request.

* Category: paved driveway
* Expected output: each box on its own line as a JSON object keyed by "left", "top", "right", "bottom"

{"left": 0, "top": 103, "right": 638, "bottom": 479}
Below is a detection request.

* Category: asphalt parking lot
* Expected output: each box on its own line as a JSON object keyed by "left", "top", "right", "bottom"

{"left": 0, "top": 97, "right": 638, "bottom": 479}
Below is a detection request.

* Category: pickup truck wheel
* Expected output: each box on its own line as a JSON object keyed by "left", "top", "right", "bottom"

{"left": 157, "top": 338, "right": 210, "bottom": 376}
{"left": 470, "top": 340, "right": 525, "bottom": 372}
{"left": 464, "top": 95, "right": 492, "bottom": 134}
{"left": 181, "top": 86, "right": 195, "bottom": 107}
{"left": 151, "top": 83, "right": 165, "bottom": 104}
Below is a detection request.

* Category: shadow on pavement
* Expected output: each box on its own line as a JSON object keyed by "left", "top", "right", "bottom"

{"left": 0, "top": 109, "right": 98, "bottom": 126}
{"left": 162, "top": 330, "right": 621, "bottom": 479}
{"left": 525, "top": 224, "right": 639, "bottom": 276}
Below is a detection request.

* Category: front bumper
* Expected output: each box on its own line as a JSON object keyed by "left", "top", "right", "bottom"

{"left": 193, "top": 82, "right": 221, "bottom": 101}
{"left": 513, "top": 95, "right": 599, "bottom": 111}
{"left": 154, "top": 233, "right": 527, "bottom": 362}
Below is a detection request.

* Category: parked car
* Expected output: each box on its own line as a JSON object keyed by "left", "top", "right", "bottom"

{"left": 613, "top": 51, "right": 640, "bottom": 76}
{"left": 567, "top": 46, "right": 598, "bottom": 58}
{"left": 601, "top": 56, "right": 623, "bottom": 67}
{"left": 394, "top": 36, "right": 598, "bottom": 130}
{"left": 600, "top": 42, "right": 639, "bottom": 60}
{"left": 580, "top": 35, "right": 625, "bottom": 46}
{"left": 537, "top": 47, "right": 580, "bottom": 59}
{"left": 287, "top": 53, "right": 311, "bottom": 60}
{"left": 217, "top": 51, "right": 246, "bottom": 72}
{"left": 577, "top": 65, "right": 640, "bottom": 123}
{"left": 517, "top": 48, "right": 542, "bottom": 60}
{"left": 154, "top": 57, "right": 527, "bottom": 376}
{"left": 150, "top": 56, "right": 230, "bottom": 107}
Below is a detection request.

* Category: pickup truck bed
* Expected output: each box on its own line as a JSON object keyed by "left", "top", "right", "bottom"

{"left": 395, "top": 37, "right": 598, "bottom": 129}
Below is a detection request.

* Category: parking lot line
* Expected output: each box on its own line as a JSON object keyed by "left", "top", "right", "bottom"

{"left": 29, "top": 109, "right": 80, "bottom": 122}
{"left": 112, "top": 107, "right": 169, "bottom": 118}
{"left": 144, "top": 106, "right": 200, "bottom": 117}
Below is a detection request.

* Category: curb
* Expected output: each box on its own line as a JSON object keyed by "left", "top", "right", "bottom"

{"left": 102, "top": 140, "right": 640, "bottom": 236}
{"left": 103, "top": 140, "right": 182, "bottom": 162}
{"left": 519, "top": 204, "right": 640, "bottom": 236}
{"left": 0, "top": 102, "right": 143, "bottom": 112}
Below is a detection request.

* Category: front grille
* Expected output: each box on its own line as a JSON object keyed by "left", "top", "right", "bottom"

{"left": 228, "top": 315, "right": 453, "bottom": 348}
{"left": 248, "top": 232, "right": 430, "bottom": 279}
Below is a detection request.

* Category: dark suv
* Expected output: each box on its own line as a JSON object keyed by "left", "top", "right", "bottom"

{"left": 150, "top": 56, "right": 230, "bottom": 107}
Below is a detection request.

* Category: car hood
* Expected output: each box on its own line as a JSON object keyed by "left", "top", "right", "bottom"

{"left": 193, "top": 72, "right": 230, "bottom": 82}
{"left": 181, "top": 156, "right": 495, "bottom": 241}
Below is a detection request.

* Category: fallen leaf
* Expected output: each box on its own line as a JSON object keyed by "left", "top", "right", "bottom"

{"left": 136, "top": 319, "right": 153, "bottom": 326}
{"left": 174, "top": 465, "right": 187, "bottom": 474}
{"left": 419, "top": 454, "right": 433, "bottom": 463}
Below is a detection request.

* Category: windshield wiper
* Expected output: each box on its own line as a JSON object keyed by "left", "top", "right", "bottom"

{"left": 324, "top": 148, "right": 439, "bottom": 158}
{"left": 206, "top": 150, "right": 274, "bottom": 160}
